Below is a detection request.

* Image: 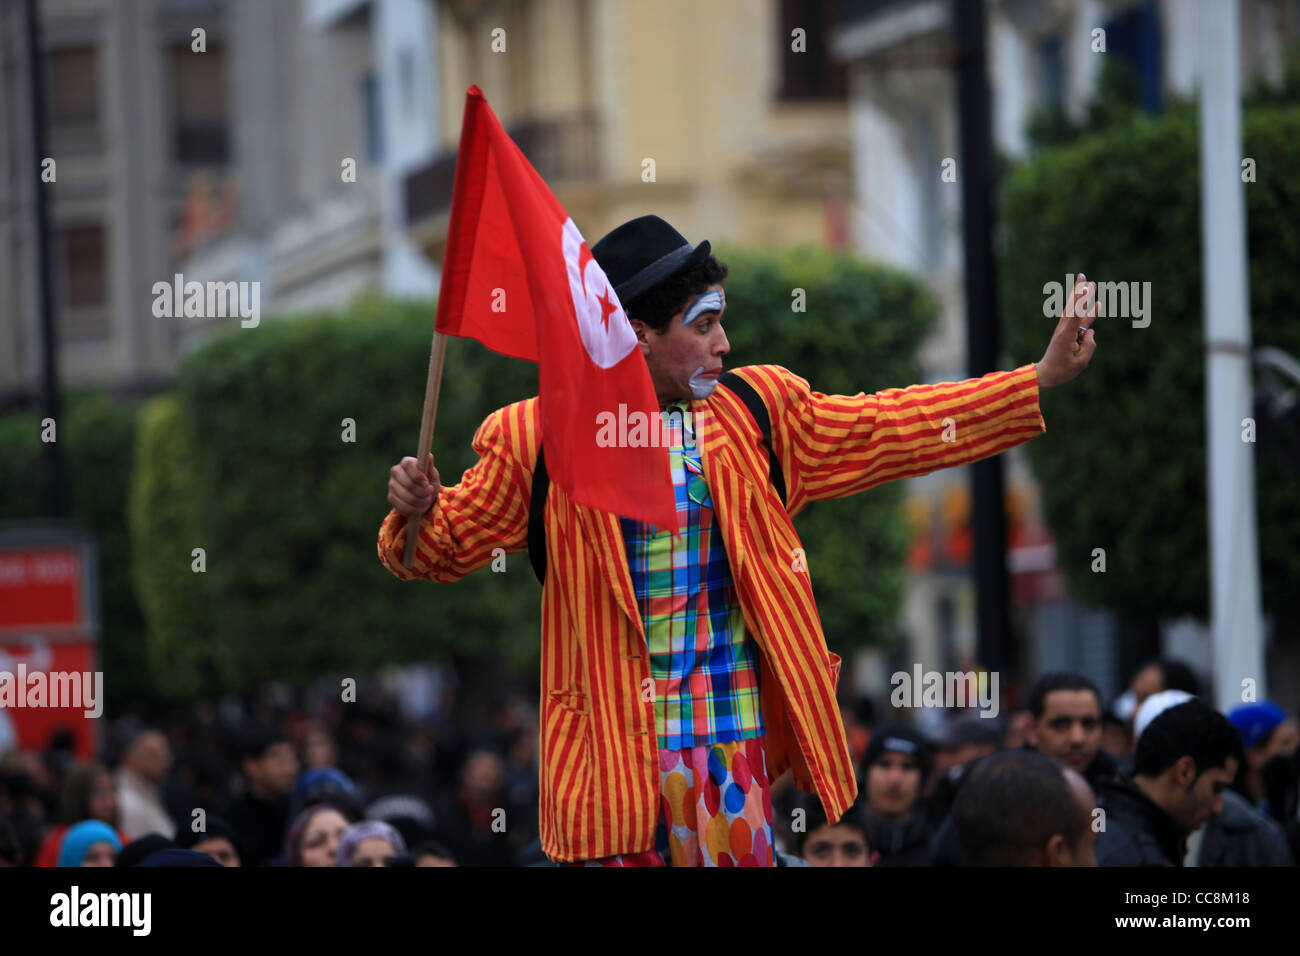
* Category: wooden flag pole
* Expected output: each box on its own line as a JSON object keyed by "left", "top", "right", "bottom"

{"left": 402, "top": 330, "right": 448, "bottom": 567}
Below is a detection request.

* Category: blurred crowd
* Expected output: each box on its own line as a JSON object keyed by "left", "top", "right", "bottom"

{"left": 1, "top": 658, "right": 1296, "bottom": 868}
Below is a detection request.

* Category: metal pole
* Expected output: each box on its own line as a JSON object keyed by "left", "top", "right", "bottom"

{"left": 952, "top": 0, "right": 1011, "bottom": 672}
{"left": 24, "top": 0, "right": 66, "bottom": 519}
{"left": 1198, "top": 0, "right": 1264, "bottom": 710}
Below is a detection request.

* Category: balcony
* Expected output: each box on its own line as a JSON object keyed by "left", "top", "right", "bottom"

{"left": 404, "top": 111, "right": 601, "bottom": 246}
{"left": 832, "top": 0, "right": 948, "bottom": 62}
{"left": 836, "top": 0, "right": 922, "bottom": 26}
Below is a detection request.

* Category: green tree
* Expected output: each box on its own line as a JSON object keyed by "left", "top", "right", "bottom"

{"left": 999, "top": 107, "right": 1300, "bottom": 630}
{"left": 0, "top": 395, "right": 149, "bottom": 706}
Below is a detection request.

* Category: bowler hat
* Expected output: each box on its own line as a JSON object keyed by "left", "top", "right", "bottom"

{"left": 590, "top": 215, "right": 712, "bottom": 304}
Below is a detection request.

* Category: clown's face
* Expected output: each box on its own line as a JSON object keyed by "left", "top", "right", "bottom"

{"left": 630, "top": 284, "right": 730, "bottom": 406}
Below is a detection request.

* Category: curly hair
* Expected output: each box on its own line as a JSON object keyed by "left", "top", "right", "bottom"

{"left": 622, "top": 255, "right": 729, "bottom": 332}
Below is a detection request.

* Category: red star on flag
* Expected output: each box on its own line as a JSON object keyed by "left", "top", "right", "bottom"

{"left": 596, "top": 286, "right": 618, "bottom": 333}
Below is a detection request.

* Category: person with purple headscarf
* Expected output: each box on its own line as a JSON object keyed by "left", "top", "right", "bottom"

{"left": 336, "top": 820, "right": 406, "bottom": 867}
{"left": 284, "top": 802, "right": 358, "bottom": 867}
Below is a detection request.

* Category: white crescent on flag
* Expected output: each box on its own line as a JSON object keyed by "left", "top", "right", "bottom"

{"left": 561, "top": 218, "right": 637, "bottom": 369}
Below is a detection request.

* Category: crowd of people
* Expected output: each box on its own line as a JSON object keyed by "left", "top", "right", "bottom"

{"left": 1, "top": 658, "right": 1296, "bottom": 867}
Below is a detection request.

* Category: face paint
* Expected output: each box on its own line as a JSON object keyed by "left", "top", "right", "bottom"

{"left": 689, "top": 365, "right": 719, "bottom": 399}
{"left": 682, "top": 290, "right": 724, "bottom": 326}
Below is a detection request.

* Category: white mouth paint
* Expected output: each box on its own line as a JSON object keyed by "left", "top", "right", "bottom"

{"left": 689, "top": 365, "right": 718, "bottom": 399}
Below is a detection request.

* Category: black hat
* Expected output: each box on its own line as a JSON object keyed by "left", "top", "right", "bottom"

{"left": 115, "top": 834, "right": 175, "bottom": 867}
{"left": 863, "top": 723, "right": 932, "bottom": 782}
{"left": 590, "top": 215, "right": 712, "bottom": 303}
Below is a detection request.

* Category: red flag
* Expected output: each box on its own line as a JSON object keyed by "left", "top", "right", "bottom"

{"left": 434, "top": 86, "right": 676, "bottom": 532}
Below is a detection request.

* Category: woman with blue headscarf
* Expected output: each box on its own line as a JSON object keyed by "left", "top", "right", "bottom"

{"left": 58, "top": 819, "right": 122, "bottom": 867}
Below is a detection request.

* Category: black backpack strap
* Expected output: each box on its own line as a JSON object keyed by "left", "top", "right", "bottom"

{"left": 527, "top": 447, "right": 550, "bottom": 585}
{"left": 526, "top": 375, "right": 787, "bottom": 587}
{"left": 718, "top": 372, "right": 786, "bottom": 508}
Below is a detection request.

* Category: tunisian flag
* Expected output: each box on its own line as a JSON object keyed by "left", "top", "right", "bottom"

{"left": 434, "top": 86, "right": 676, "bottom": 532}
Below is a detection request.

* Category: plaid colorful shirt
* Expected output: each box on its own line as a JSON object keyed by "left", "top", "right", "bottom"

{"left": 618, "top": 400, "right": 766, "bottom": 750}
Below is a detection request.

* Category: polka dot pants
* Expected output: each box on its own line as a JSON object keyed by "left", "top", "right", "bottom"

{"left": 569, "top": 735, "right": 774, "bottom": 867}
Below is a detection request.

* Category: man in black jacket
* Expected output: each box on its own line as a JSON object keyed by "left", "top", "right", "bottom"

{"left": 860, "top": 724, "right": 934, "bottom": 867}
{"left": 1097, "top": 700, "right": 1242, "bottom": 867}
{"left": 222, "top": 725, "right": 299, "bottom": 867}
{"left": 1025, "top": 674, "right": 1121, "bottom": 792}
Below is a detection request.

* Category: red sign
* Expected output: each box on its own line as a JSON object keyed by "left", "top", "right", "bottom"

{"left": 0, "top": 638, "right": 99, "bottom": 758}
{"left": 0, "top": 547, "right": 85, "bottom": 631}
{"left": 0, "top": 530, "right": 100, "bottom": 758}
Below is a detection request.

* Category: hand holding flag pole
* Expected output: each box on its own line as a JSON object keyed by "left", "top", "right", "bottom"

{"left": 402, "top": 330, "right": 447, "bottom": 567}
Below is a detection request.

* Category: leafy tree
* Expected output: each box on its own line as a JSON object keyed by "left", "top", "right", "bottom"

{"left": 999, "top": 106, "right": 1300, "bottom": 633}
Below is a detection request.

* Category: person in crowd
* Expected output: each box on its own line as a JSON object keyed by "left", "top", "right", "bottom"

{"left": 860, "top": 723, "right": 933, "bottom": 866}
{"left": 434, "top": 748, "right": 521, "bottom": 867}
{"left": 411, "top": 840, "right": 458, "bottom": 866}
{"left": 57, "top": 819, "right": 122, "bottom": 867}
{"left": 1197, "top": 784, "right": 1293, "bottom": 867}
{"left": 115, "top": 834, "right": 174, "bottom": 867}
{"left": 1111, "top": 658, "right": 1202, "bottom": 731}
{"left": 1025, "top": 673, "right": 1119, "bottom": 792}
{"left": 302, "top": 722, "right": 340, "bottom": 770}
{"left": 1002, "top": 708, "right": 1033, "bottom": 751}
{"left": 0, "top": 822, "right": 20, "bottom": 866}
{"left": 115, "top": 729, "right": 175, "bottom": 840}
{"left": 925, "top": 716, "right": 1001, "bottom": 823}
{"left": 1100, "top": 712, "right": 1132, "bottom": 763}
{"left": 0, "top": 760, "right": 48, "bottom": 866}
{"left": 365, "top": 794, "right": 436, "bottom": 850}
{"left": 1262, "top": 745, "right": 1300, "bottom": 862}
{"left": 336, "top": 819, "right": 407, "bottom": 867}
{"left": 1096, "top": 699, "right": 1241, "bottom": 866}
{"left": 288, "top": 766, "right": 363, "bottom": 824}
{"left": 284, "top": 801, "right": 359, "bottom": 867}
{"left": 138, "top": 848, "right": 224, "bottom": 867}
{"left": 795, "top": 797, "right": 873, "bottom": 867}
{"left": 33, "top": 761, "right": 129, "bottom": 867}
{"left": 173, "top": 814, "right": 243, "bottom": 867}
{"left": 1226, "top": 701, "right": 1299, "bottom": 811}
{"left": 952, "top": 750, "right": 1097, "bottom": 866}
{"left": 223, "top": 725, "right": 299, "bottom": 867}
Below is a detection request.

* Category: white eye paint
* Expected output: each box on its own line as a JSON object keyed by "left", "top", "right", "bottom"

{"left": 683, "top": 290, "right": 724, "bottom": 326}
{"left": 689, "top": 365, "right": 718, "bottom": 399}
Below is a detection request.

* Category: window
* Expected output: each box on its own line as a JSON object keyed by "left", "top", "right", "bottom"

{"left": 171, "top": 44, "right": 229, "bottom": 164}
{"left": 1038, "top": 35, "right": 1064, "bottom": 109}
{"left": 361, "top": 72, "right": 384, "bottom": 162}
{"left": 399, "top": 49, "right": 415, "bottom": 120}
{"left": 1102, "top": 1, "right": 1163, "bottom": 112}
{"left": 56, "top": 224, "right": 109, "bottom": 338}
{"left": 777, "top": 0, "right": 847, "bottom": 101}
{"left": 47, "top": 47, "right": 99, "bottom": 127}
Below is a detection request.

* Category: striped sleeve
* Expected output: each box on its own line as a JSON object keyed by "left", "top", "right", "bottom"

{"left": 738, "top": 364, "right": 1046, "bottom": 510}
{"left": 377, "top": 404, "right": 531, "bottom": 583}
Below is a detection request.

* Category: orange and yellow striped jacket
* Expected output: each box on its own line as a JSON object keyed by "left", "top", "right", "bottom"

{"left": 377, "top": 363, "right": 1045, "bottom": 862}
